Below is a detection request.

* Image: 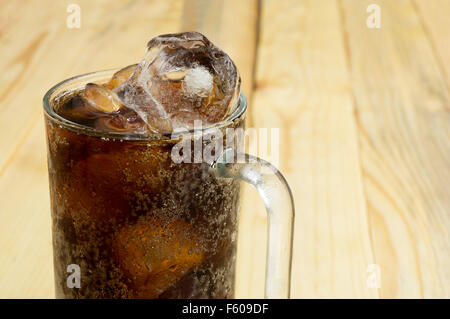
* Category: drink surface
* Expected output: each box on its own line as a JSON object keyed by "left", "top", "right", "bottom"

{"left": 46, "top": 32, "right": 244, "bottom": 298}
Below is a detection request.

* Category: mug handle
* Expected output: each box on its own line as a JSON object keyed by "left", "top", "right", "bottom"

{"left": 211, "top": 148, "right": 295, "bottom": 298}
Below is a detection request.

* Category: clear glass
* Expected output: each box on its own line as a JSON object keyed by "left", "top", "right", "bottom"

{"left": 213, "top": 150, "right": 294, "bottom": 298}
{"left": 44, "top": 70, "right": 294, "bottom": 298}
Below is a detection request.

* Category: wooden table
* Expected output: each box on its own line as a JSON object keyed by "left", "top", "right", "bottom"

{"left": 0, "top": 0, "right": 449, "bottom": 298}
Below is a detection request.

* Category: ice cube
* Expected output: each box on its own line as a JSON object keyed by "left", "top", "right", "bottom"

{"left": 182, "top": 66, "right": 213, "bottom": 98}
{"left": 114, "top": 32, "right": 240, "bottom": 133}
{"left": 106, "top": 64, "right": 137, "bottom": 89}
{"left": 94, "top": 113, "right": 147, "bottom": 134}
{"left": 114, "top": 218, "right": 204, "bottom": 298}
{"left": 57, "top": 95, "right": 99, "bottom": 122}
{"left": 82, "top": 83, "right": 122, "bottom": 113}
{"left": 55, "top": 84, "right": 124, "bottom": 126}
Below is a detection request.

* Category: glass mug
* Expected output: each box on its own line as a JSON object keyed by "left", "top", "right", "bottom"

{"left": 44, "top": 70, "right": 294, "bottom": 299}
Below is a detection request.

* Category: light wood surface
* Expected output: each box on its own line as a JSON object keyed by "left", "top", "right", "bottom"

{"left": 342, "top": 0, "right": 450, "bottom": 298}
{"left": 0, "top": 0, "right": 449, "bottom": 298}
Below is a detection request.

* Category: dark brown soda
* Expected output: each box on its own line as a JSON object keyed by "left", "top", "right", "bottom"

{"left": 45, "top": 91, "right": 244, "bottom": 298}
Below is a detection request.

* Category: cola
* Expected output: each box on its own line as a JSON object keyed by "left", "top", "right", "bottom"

{"left": 45, "top": 32, "right": 245, "bottom": 298}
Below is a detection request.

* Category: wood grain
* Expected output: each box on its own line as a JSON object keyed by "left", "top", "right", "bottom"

{"left": 414, "top": 0, "right": 450, "bottom": 91}
{"left": 0, "top": 121, "right": 52, "bottom": 298}
{"left": 1, "top": 0, "right": 449, "bottom": 298}
{"left": 251, "top": 0, "right": 376, "bottom": 298}
{"left": 341, "top": 0, "right": 450, "bottom": 298}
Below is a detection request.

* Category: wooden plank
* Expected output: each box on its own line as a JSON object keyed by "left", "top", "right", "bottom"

{"left": 0, "top": 0, "right": 184, "bottom": 298}
{"left": 0, "top": 121, "right": 53, "bottom": 298}
{"left": 181, "top": 0, "right": 260, "bottom": 298}
{"left": 4, "top": 0, "right": 449, "bottom": 299}
{"left": 251, "top": 0, "right": 376, "bottom": 298}
{"left": 341, "top": 0, "right": 450, "bottom": 298}
{"left": 414, "top": 0, "right": 450, "bottom": 90}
